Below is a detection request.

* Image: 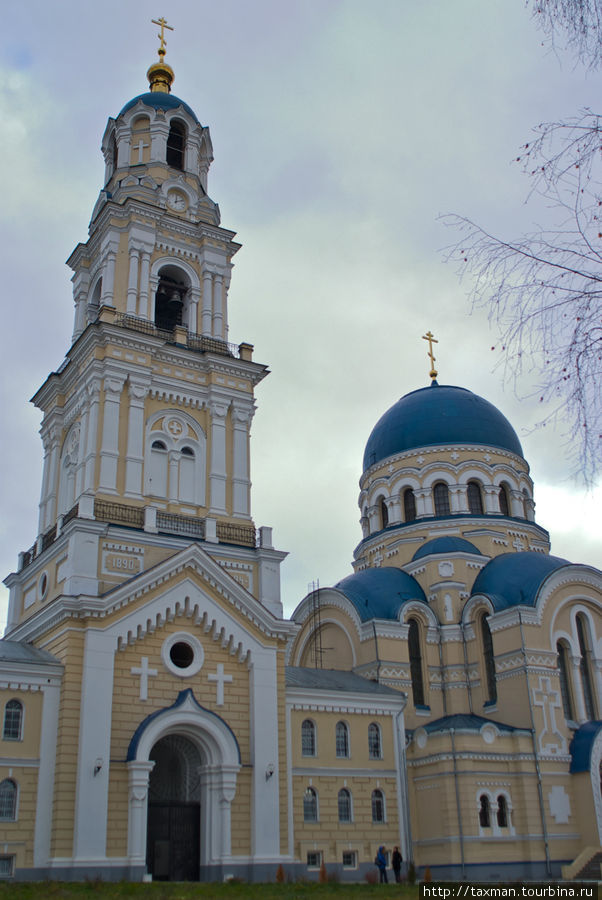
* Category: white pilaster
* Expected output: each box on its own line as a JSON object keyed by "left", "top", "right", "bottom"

{"left": 138, "top": 251, "right": 151, "bottom": 318}
{"left": 451, "top": 485, "right": 467, "bottom": 513}
{"left": 33, "top": 678, "right": 62, "bottom": 866}
{"left": 571, "top": 655, "right": 587, "bottom": 723}
{"left": 83, "top": 380, "right": 101, "bottom": 492}
{"left": 231, "top": 404, "right": 253, "bottom": 517}
{"left": 100, "top": 249, "right": 117, "bottom": 308}
{"left": 201, "top": 270, "right": 213, "bottom": 335}
{"left": 149, "top": 274, "right": 159, "bottom": 324}
{"left": 149, "top": 121, "right": 169, "bottom": 162}
{"left": 98, "top": 376, "right": 124, "bottom": 493}
{"left": 126, "top": 248, "right": 140, "bottom": 314}
{"left": 189, "top": 286, "right": 201, "bottom": 333}
{"left": 415, "top": 487, "right": 430, "bottom": 517}
{"left": 212, "top": 273, "right": 223, "bottom": 338}
{"left": 209, "top": 401, "right": 228, "bottom": 514}
{"left": 483, "top": 484, "right": 499, "bottom": 514}
{"left": 124, "top": 381, "right": 147, "bottom": 497}
{"left": 73, "top": 630, "right": 116, "bottom": 860}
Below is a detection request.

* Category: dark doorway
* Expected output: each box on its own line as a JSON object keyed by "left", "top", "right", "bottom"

{"left": 146, "top": 734, "right": 202, "bottom": 881}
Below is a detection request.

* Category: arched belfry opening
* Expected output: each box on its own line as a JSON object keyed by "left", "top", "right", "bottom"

{"left": 146, "top": 734, "right": 202, "bottom": 881}
{"left": 166, "top": 119, "right": 186, "bottom": 169}
{"left": 154, "top": 265, "right": 189, "bottom": 331}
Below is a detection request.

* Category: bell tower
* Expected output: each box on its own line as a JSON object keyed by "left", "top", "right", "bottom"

{"left": 5, "top": 29, "right": 285, "bottom": 632}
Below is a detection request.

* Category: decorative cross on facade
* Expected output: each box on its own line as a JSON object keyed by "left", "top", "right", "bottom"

{"left": 512, "top": 537, "right": 525, "bottom": 552}
{"left": 208, "top": 663, "right": 233, "bottom": 706}
{"left": 533, "top": 676, "right": 566, "bottom": 754}
{"left": 134, "top": 139, "right": 149, "bottom": 164}
{"left": 131, "top": 656, "right": 158, "bottom": 701}
{"left": 152, "top": 16, "right": 174, "bottom": 58}
{"left": 422, "top": 331, "right": 438, "bottom": 380}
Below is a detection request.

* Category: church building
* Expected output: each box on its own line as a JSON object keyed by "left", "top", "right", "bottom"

{"left": 1, "top": 31, "right": 602, "bottom": 884}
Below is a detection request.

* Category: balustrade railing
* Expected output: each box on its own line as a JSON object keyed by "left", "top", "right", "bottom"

{"left": 113, "top": 314, "right": 239, "bottom": 358}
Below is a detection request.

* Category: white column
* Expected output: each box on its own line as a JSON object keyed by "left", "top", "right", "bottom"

{"left": 33, "top": 677, "right": 61, "bottom": 866}
{"left": 367, "top": 506, "right": 380, "bottom": 533}
{"left": 124, "top": 381, "right": 147, "bottom": 497}
{"left": 483, "top": 485, "right": 499, "bottom": 514}
{"left": 42, "top": 429, "right": 60, "bottom": 529}
{"left": 73, "top": 630, "right": 116, "bottom": 860}
{"left": 222, "top": 273, "right": 230, "bottom": 340}
{"left": 415, "top": 487, "right": 430, "bottom": 517}
{"left": 212, "top": 273, "right": 223, "bottom": 338}
{"left": 74, "top": 409, "right": 88, "bottom": 499}
{"left": 126, "top": 248, "right": 140, "bottom": 314}
{"left": 388, "top": 495, "right": 402, "bottom": 525}
{"left": 232, "top": 404, "right": 253, "bottom": 518}
{"left": 249, "top": 648, "right": 281, "bottom": 859}
{"left": 149, "top": 274, "right": 159, "bottom": 324}
{"left": 98, "top": 377, "right": 124, "bottom": 493}
{"left": 149, "top": 122, "right": 169, "bottom": 161}
{"left": 100, "top": 250, "right": 117, "bottom": 307}
{"left": 451, "top": 485, "right": 467, "bottom": 513}
{"left": 189, "top": 286, "right": 201, "bottom": 333}
{"left": 510, "top": 490, "right": 525, "bottom": 517}
{"left": 127, "top": 760, "right": 155, "bottom": 865}
{"left": 138, "top": 252, "right": 151, "bottom": 318}
{"left": 83, "top": 380, "right": 101, "bottom": 492}
{"left": 209, "top": 401, "right": 228, "bottom": 514}
{"left": 571, "top": 655, "right": 587, "bottom": 723}
{"left": 201, "top": 270, "right": 213, "bottom": 335}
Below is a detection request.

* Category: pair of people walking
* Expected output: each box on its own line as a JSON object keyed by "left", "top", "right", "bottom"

{"left": 375, "top": 845, "right": 403, "bottom": 883}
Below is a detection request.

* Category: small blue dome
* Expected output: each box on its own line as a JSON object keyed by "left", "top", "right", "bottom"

{"left": 412, "top": 537, "right": 483, "bottom": 561}
{"left": 471, "top": 552, "right": 570, "bottom": 611}
{"left": 363, "top": 382, "right": 523, "bottom": 472}
{"left": 118, "top": 92, "right": 200, "bottom": 125}
{"left": 334, "top": 567, "right": 427, "bottom": 622}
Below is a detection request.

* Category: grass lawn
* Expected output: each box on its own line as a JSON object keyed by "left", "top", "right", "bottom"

{"left": 0, "top": 882, "right": 420, "bottom": 899}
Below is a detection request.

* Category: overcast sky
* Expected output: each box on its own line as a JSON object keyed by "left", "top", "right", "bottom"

{"left": 1, "top": 1, "right": 600, "bottom": 630}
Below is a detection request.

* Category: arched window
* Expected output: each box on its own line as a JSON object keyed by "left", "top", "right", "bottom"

{"left": 179, "top": 446, "right": 196, "bottom": 502}
{"left": 480, "top": 613, "right": 497, "bottom": 705}
{"left": 338, "top": 788, "right": 352, "bottom": 823}
{"left": 335, "top": 721, "right": 349, "bottom": 758}
{"left": 303, "top": 786, "right": 318, "bottom": 822}
{"left": 368, "top": 722, "right": 382, "bottom": 759}
{"left": 0, "top": 780, "right": 17, "bottom": 821}
{"left": 379, "top": 497, "right": 389, "bottom": 529}
{"left": 403, "top": 488, "right": 417, "bottom": 522}
{"left": 3, "top": 700, "right": 23, "bottom": 741}
{"left": 498, "top": 483, "right": 510, "bottom": 516}
{"left": 371, "top": 789, "right": 385, "bottom": 823}
{"left": 408, "top": 618, "right": 425, "bottom": 706}
{"left": 301, "top": 719, "right": 316, "bottom": 757}
{"left": 497, "top": 795, "right": 508, "bottom": 828}
{"left": 576, "top": 614, "right": 596, "bottom": 719}
{"left": 154, "top": 274, "right": 186, "bottom": 331}
{"left": 479, "top": 794, "right": 491, "bottom": 827}
{"left": 556, "top": 640, "right": 574, "bottom": 721}
{"left": 467, "top": 481, "right": 484, "bottom": 514}
{"left": 433, "top": 482, "right": 450, "bottom": 516}
{"left": 166, "top": 119, "right": 186, "bottom": 169}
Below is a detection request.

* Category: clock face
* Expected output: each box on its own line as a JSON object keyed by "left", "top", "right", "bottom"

{"left": 167, "top": 190, "right": 187, "bottom": 211}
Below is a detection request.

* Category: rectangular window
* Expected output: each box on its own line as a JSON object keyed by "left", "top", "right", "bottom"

{"left": 342, "top": 851, "right": 357, "bottom": 869}
{"left": 306, "top": 851, "right": 322, "bottom": 869}
{"left": 0, "top": 857, "right": 14, "bottom": 878}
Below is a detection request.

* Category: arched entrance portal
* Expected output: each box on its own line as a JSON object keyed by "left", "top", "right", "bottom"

{"left": 146, "top": 734, "right": 202, "bottom": 881}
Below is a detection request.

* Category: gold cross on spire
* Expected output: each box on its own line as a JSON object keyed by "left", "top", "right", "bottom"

{"left": 152, "top": 16, "right": 174, "bottom": 60}
{"left": 422, "top": 330, "right": 439, "bottom": 380}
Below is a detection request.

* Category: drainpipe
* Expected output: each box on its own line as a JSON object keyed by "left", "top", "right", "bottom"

{"left": 396, "top": 708, "right": 413, "bottom": 866}
{"left": 461, "top": 618, "right": 474, "bottom": 715}
{"left": 372, "top": 621, "right": 381, "bottom": 683}
{"left": 450, "top": 728, "right": 466, "bottom": 880}
{"left": 438, "top": 625, "right": 448, "bottom": 716}
{"left": 518, "top": 609, "right": 552, "bottom": 876}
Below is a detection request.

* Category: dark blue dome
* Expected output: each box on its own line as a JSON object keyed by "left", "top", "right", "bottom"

{"left": 334, "top": 567, "right": 427, "bottom": 622}
{"left": 569, "top": 721, "right": 602, "bottom": 773}
{"left": 471, "top": 552, "right": 570, "bottom": 611}
{"left": 412, "top": 537, "right": 483, "bottom": 561}
{"left": 118, "top": 92, "right": 200, "bottom": 124}
{"left": 363, "top": 383, "right": 523, "bottom": 472}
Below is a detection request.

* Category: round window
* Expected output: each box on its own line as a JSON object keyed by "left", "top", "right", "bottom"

{"left": 169, "top": 641, "right": 195, "bottom": 669}
{"left": 161, "top": 632, "right": 204, "bottom": 677}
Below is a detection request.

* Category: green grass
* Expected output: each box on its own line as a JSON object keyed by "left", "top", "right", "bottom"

{"left": 0, "top": 882, "right": 419, "bottom": 899}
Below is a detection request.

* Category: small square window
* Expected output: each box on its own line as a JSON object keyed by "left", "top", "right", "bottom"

{"left": 0, "top": 856, "right": 14, "bottom": 878}
{"left": 307, "top": 851, "right": 322, "bottom": 869}
{"left": 342, "top": 851, "right": 357, "bottom": 869}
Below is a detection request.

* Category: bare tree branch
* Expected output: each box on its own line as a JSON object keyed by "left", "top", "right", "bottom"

{"left": 527, "top": 0, "right": 602, "bottom": 69}
{"left": 443, "top": 113, "right": 602, "bottom": 484}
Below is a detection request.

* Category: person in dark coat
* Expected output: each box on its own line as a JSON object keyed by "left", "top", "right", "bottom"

{"left": 392, "top": 846, "right": 403, "bottom": 882}
{"left": 375, "top": 845, "right": 388, "bottom": 883}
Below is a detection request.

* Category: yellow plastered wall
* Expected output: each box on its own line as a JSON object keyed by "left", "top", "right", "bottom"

{"left": 0, "top": 767, "right": 39, "bottom": 867}
{"left": 42, "top": 627, "right": 85, "bottom": 858}
{"left": 0, "top": 689, "right": 43, "bottom": 758}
